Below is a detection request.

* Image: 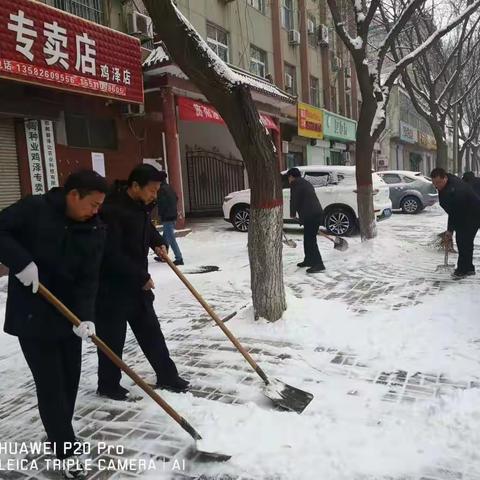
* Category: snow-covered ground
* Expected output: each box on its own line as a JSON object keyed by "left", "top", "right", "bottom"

{"left": 1, "top": 205, "right": 480, "bottom": 480}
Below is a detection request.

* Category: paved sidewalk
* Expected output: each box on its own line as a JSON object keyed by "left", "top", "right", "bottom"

{"left": 0, "top": 211, "right": 479, "bottom": 479}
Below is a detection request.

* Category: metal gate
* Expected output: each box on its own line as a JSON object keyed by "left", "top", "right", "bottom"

{"left": 186, "top": 147, "right": 244, "bottom": 214}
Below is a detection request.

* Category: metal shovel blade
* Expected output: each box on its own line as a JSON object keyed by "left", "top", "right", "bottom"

{"left": 333, "top": 236, "right": 349, "bottom": 251}
{"left": 283, "top": 233, "right": 297, "bottom": 248}
{"left": 263, "top": 377, "right": 314, "bottom": 414}
{"left": 194, "top": 441, "right": 232, "bottom": 462}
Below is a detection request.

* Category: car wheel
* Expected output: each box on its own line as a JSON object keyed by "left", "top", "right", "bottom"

{"left": 401, "top": 196, "right": 421, "bottom": 214}
{"left": 231, "top": 206, "right": 250, "bottom": 232}
{"left": 325, "top": 208, "right": 355, "bottom": 236}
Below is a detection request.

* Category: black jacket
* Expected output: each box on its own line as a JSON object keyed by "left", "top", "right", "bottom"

{"left": 439, "top": 174, "right": 480, "bottom": 232}
{"left": 290, "top": 177, "right": 323, "bottom": 224}
{"left": 0, "top": 189, "right": 105, "bottom": 338}
{"left": 465, "top": 177, "right": 480, "bottom": 198}
{"left": 157, "top": 181, "right": 178, "bottom": 222}
{"left": 99, "top": 190, "right": 167, "bottom": 295}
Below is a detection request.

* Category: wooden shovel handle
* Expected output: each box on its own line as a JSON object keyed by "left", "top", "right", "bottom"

{"left": 37, "top": 283, "right": 202, "bottom": 441}
{"left": 162, "top": 256, "right": 270, "bottom": 385}
{"left": 318, "top": 230, "right": 335, "bottom": 243}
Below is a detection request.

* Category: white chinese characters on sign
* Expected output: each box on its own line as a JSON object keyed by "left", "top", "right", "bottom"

{"left": 5, "top": 9, "right": 132, "bottom": 87}
{"left": 43, "top": 21, "right": 69, "bottom": 69}
{"left": 75, "top": 33, "right": 96, "bottom": 76}
{"left": 8, "top": 10, "right": 37, "bottom": 62}
{"left": 25, "top": 119, "right": 46, "bottom": 195}
{"left": 41, "top": 120, "right": 59, "bottom": 190}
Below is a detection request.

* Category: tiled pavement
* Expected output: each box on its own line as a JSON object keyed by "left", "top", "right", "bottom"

{"left": 1, "top": 214, "right": 480, "bottom": 479}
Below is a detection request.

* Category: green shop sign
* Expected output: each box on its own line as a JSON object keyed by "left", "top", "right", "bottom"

{"left": 322, "top": 110, "right": 357, "bottom": 142}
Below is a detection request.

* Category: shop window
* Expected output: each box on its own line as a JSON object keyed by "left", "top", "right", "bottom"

{"left": 207, "top": 23, "right": 230, "bottom": 62}
{"left": 250, "top": 45, "right": 268, "bottom": 78}
{"left": 65, "top": 114, "right": 117, "bottom": 150}
{"left": 54, "top": 0, "right": 104, "bottom": 24}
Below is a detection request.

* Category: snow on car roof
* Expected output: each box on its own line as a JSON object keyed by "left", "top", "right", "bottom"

{"left": 281, "top": 166, "right": 356, "bottom": 174}
{"left": 379, "top": 170, "right": 422, "bottom": 175}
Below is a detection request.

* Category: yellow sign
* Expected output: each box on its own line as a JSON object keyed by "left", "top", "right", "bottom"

{"left": 298, "top": 102, "right": 323, "bottom": 139}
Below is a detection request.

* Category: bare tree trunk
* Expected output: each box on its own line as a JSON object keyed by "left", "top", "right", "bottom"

{"left": 354, "top": 97, "right": 377, "bottom": 239}
{"left": 143, "top": 0, "right": 286, "bottom": 321}
{"left": 433, "top": 129, "right": 449, "bottom": 169}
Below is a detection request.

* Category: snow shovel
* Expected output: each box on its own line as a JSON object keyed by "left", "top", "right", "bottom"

{"left": 318, "top": 231, "right": 348, "bottom": 251}
{"left": 37, "top": 283, "right": 231, "bottom": 462}
{"left": 282, "top": 232, "right": 297, "bottom": 248}
{"left": 436, "top": 244, "right": 455, "bottom": 273}
{"left": 162, "top": 255, "right": 314, "bottom": 414}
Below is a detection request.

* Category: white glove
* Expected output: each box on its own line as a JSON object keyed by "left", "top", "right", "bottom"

{"left": 73, "top": 321, "right": 96, "bottom": 341}
{"left": 15, "top": 262, "right": 39, "bottom": 293}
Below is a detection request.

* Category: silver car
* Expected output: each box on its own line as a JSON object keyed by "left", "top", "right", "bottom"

{"left": 376, "top": 170, "right": 438, "bottom": 214}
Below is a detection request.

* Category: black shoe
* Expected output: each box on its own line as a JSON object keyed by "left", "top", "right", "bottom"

{"left": 453, "top": 269, "right": 475, "bottom": 278}
{"left": 97, "top": 385, "right": 130, "bottom": 401}
{"left": 307, "top": 264, "right": 326, "bottom": 274}
{"left": 297, "top": 261, "right": 311, "bottom": 268}
{"left": 173, "top": 259, "right": 184, "bottom": 266}
{"left": 156, "top": 376, "right": 190, "bottom": 393}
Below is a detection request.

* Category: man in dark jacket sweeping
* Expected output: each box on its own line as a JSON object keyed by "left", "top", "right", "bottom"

{"left": 431, "top": 168, "right": 480, "bottom": 278}
{"left": 155, "top": 171, "right": 184, "bottom": 265}
{"left": 0, "top": 170, "right": 108, "bottom": 479}
{"left": 96, "top": 164, "right": 189, "bottom": 400}
{"left": 287, "top": 168, "right": 325, "bottom": 273}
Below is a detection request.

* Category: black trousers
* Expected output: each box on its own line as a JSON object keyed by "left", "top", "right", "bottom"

{"left": 96, "top": 292, "right": 178, "bottom": 391}
{"left": 456, "top": 225, "right": 479, "bottom": 273}
{"left": 19, "top": 334, "right": 81, "bottom": 460}
{"left": 303, "top": 214, "right": 324, "bottom": 267}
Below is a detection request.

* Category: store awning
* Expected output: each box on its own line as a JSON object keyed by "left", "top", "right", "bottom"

{"left": 178, "top": 96, "right": 279, "bottom": 132}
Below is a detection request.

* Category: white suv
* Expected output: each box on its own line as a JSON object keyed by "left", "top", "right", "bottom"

{"left": 222, "top": 166, "right": 392, "bottom": 236}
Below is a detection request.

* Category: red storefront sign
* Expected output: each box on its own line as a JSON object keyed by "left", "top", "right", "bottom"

{"left": 0, "top": 0, "right": 143, "bottom": 103}
{"left": 177, "top": 96, "right": 279, "bottom": 131}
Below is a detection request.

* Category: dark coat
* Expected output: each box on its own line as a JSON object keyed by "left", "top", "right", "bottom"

{"left": 157, "top": 181, "right": 178, "bottom": 222}
{"left": 290, "top": 177, "right": 323, "bottom": 224}
{"left": 99, "top": 190, "right": 168, "bottom": 296}
{"left": 439, "top": 174, "right": 480, "bottom": 232}
{"left": 465, "top": 176, "right": 480, "bottom": 198}
{"left": 0, "top": 189, "right": 105, "bottom": 339}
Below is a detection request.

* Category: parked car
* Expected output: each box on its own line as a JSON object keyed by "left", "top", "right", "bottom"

{"left": 376, "top": 170, "right": 438, "bottom": 214}
{"left": 222, "top": 165, "right": 392, "bottom": 236}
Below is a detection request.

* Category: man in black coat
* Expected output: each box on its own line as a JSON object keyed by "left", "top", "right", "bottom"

{"left": 96, "top": 164, "right": 189, "bottom": 400}
{"left": 155, "top": 171, "right": 184, "bottom": 265}
{"left": 431, "top": 168, "right": 480, "bottom": 277}
{"left": 462, "top": 171, "right": 480, "bottom": 197}
{"left": 0, "top": 170, "right": 107, "bottom": 478}
{"left": 287, "top": 168, "right": 325, "bottom": 273}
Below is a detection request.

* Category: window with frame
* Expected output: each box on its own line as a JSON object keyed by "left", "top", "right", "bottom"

{"left": 282, "top": 0, "right": 294, "bottom": 30}
{"left": 54, "top": 0, "right": 104, "bottom": 24}
{"left": 310, "top": 76, "right": 320, "bottom": 107}
{"left": 65, "top": 114, "right": 117, "bottom": 150}
{"left": 284, "top": 63, "right": 297, "bottom": 94}
{"left": 250, "top": 45, "right": 268, "bottom": 78}
{"left": 305, "top": 171, "right": 330, "bottom": 187}
{"left": 307, "top": 15, "right": 317, "bottom": 47}
{"left": 207, "top": 23, "right": 229, "bottom": 62}
{"left": 381, "top": 173, "right": 402, "bottom": 184}
{"left": 247, "top": 0, "right": 265, "bottom": 13}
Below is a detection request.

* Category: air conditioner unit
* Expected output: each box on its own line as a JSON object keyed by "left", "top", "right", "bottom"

{"left": 285, "top": 73, "right": 294, "bottom": 89}
{"left": 332, "top": 56, "right": 342, "bottom": 72}
{"left": 307, "top": 19, "right": 316, "bottom": 34}
{"left": 127, "top": 11, "right": 153, "bottom": 40}
{"left": 288, "top": 30, "right": 301, "bottom": 46}
{"left": 318, "top": 24, "right": 329, "bottom": 46}
{"left": 345, "top": 66, "right": 352, "bottom": 78}
{"left": 121, "top": 103, "right": 145, "bottom": 116}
